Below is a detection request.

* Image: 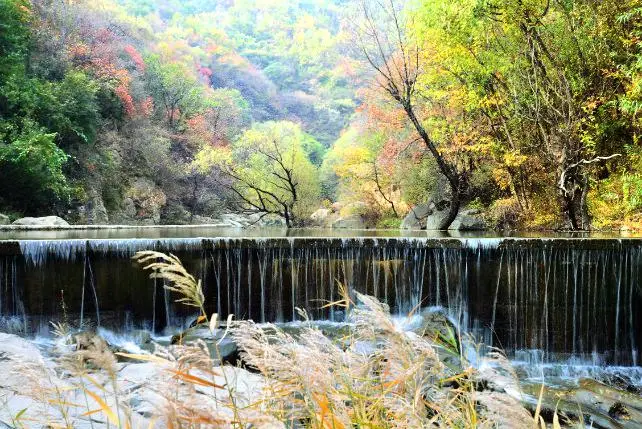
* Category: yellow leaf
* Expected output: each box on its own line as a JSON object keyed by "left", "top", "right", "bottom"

{"left": 166, "top": 368, "right": 225, "bottom": 389}
{"left": 83, "top": 389, "right": 120, "bottom": 426}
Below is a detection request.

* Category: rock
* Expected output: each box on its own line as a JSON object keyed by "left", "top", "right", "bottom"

{"left": 401, "top": 199, "right": 446, "bottom": 230}
{"left": 171, "top": 326, "right": 246, "bottom": 367}
{"left": 609, "top": 402, "right": 631, "bottom": 420}
{"left": 0, "top": 214, "right": 10, "bottom": 225}
{"left": 220, "top": 213, "right": 247, "bottom": 227}
{"left": 191, "top": 215, "right": 217, "bottom": 224}
{"left": 415, "top": 308, "right": 459, "bottom": 349}
{"left": 332, "top": 214, "right": 366, "bottom": 229}
{"left": 0, "top": 334, "right": 65, "bottom": 425}
{"left": 598, "top": 372, "right": 641, "bottom": 394}
{"left": 310, "top": 208, "right": 341, "bottom": 227}
{"left": 401, "top": 201, "right": 487, "bottom": 231}
{"left": 72, "top": 330, "right": 111, "bottom": 355}
{"left": 85, "top": 188, "right": 109, "bottom": 224}
{"left": 72, "top": 330, "right": 156, "bottom": 361}
{"left": 413, "top": 308, "right": 463, "bottom": 371}
{"left": 521, "top": 377, "right": 642, "bottom": 428}
{"left": 476, "top": 361, "right": 522, "bottom": 398}
{"left": 12, "top": 216, "right": 70, "bottom": 227}
{"left": 332, "top": 202, "right": 369, "bottom": 229}
{"left": 248, "top": 213, "right": 286, "bottom": 227}
{"left": 476, "top": 391, "right": 534, "bottom": 428}
{"left": 449, "top": 208, "right": 486, "bottom": 231}
{"left": 125, "top": 178, "right": 167, "bottom": 224}
{"left": 330, "top": 202, "right": 344, "bottom": 212}
{"left": 0, "top": 332, "right": 47, "bottom": 366}
{"left": 276, "top": 321, "right": 352, "bottom": 343}
{"left": 122, "top": 197, "right": 136, "bottom": 218}
{"left": 310, "top": 208, "right": 331, "bottom": 225}
{"left": 162, "top": 201, "right": 193, "bottom": 224}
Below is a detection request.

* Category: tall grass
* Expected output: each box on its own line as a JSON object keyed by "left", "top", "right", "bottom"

{"left": 1, "top": 251, "right": 539, "bottom": 428}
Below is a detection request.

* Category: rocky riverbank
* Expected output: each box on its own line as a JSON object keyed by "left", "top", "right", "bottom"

{"left": 0, "top": 300, "right": 539, "bottom": 428}
{"left": 2, "top": 300, "right": 639, "bottom": 428}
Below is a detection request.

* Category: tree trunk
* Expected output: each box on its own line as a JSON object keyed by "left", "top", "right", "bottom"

{"left": 403, "top": 104, "right": 462, "bottom": 230}
{"left": 579, "top": 174, "right": 590, "bottom": 230}
{"left": 438, "top": 185, "right": 461, "bottom": 230}
{"left": 563, "top": 194, "right": 580, "bottom": 230}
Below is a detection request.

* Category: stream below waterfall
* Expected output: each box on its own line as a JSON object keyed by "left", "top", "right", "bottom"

{"left": 1, "top": 227, "right": 642, "bottom": 413}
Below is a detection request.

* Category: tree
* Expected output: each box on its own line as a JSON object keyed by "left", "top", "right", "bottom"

{"left": 474, "top": 0, "right": 631, "bottom": 229}
{"left": 323, "top": 126, "right": 404, "bottom": 217}
{"left": 0, "top": 122, "right": 69, "bottom": 212}
{"left": 407, "top": 0, "right": 636, "bottom": 230}
{"left": 145, "top": 55, "right": 204, "bottom": 130}
{"left": 195, "top": 121, "right": 321, "bottom": 227}
{"left": 0, "top": 0, "right": 31, "bottom": 78}
{"left": 354, "top": 0, "right": 468, "bottom": 229}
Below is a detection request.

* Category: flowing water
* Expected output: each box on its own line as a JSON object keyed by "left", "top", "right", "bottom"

{"left": 1, "top": 227, "right": 641, "bottom": 381}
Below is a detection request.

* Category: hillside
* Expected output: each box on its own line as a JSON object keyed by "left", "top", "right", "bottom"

{"left": 1, "top": 0, "right": 641, "bottom": 231}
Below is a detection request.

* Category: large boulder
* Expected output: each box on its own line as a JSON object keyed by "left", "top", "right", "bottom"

{"left": 449, "top": 208, "right": 486, "bottom": 231}
{"left": 401, "top": 202, "right": 486, "bottom": 231}
{"left": 191, "top": 215, "right": 217, "bottom": 224}
{"left": 401, "top": 199, "right": 450, "bottom": 230}
{"left": 171, "top": 325, "right": 249, "bottom": 367}
{"left": 332, "top": 214, "right": 366, "bottom": 229}
{"left": 332, "top": 201, "right": 369, "bottom": 229}
{"left": 247, "top": 213, "right": 287, "bottom": 227}
{"left": 85, "top": 188, "right": 109, "bottom": 224}
{"left": 12, "top": 216, "right": 69, "bottom": 227}
{"left": 218, "top": 213, "right": 247, "bottom": 227}
{"left": 125, "top": 178, "right": 167, "bottom": 225}
{"left": 309, "top": 208, "right": 333, "bottom": 227}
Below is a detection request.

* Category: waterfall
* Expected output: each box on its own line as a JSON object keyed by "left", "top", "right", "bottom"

{"left": 0, "top": 236, "right": 640, "bottom": 365}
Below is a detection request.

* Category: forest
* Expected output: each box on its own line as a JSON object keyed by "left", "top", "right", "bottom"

{"left": 0, "top": 0, "right": 641, "bottom": 231}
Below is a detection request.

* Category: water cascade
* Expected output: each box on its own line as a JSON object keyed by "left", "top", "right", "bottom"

{"left": 0, "top": 236, "right": 640, "bottom": 366}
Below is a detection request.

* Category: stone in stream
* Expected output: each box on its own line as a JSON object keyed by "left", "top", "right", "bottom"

{"left": 598, "top": 372, "right": 642, "bottom": 395}
{"left": 72, "top": 330, "right": 155, "bottom": 362}
{"left": 521, "top": 377, "right": 642, "bottom": 429}
{"left": 171, "top": 325, "right": 250, "bottom": 368}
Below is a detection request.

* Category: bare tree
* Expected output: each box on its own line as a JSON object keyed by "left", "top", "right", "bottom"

{"left": 353, "top": 0, "right": 466, "bottom": 229}
{"left": 372, "top": 161, "right": 398, "bottom": 217}
{"left": 223, "top": 141, "right": 299, "bottom": 227}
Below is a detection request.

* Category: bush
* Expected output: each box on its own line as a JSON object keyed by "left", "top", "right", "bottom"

{"left": 0, "top": 123, "right": 70, "bottom": 212}
{"left": 487, "top": 198, "right": 522, "bottom": 230}
{"left": 376, "top": 216, "right": 402, "bottom": 229}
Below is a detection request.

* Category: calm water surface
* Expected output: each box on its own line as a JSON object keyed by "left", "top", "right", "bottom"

{"left": 0, "top": 226, "right": 639, "bottom": 240}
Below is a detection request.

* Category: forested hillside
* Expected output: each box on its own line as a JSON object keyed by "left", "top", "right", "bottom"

{"left": 1, "top": 0, "right": 641, "bottom": 230}
{"left": 0, "top": 0, "right": 354, "bottom": 224}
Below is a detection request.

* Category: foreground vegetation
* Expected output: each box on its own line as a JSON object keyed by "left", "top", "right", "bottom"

{"left": 1, "top": 0, "right": 641, "bottom": 230}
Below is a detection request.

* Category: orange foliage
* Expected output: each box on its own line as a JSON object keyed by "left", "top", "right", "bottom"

{"left": 139, "top": 97, "right": 154, "bottom": 117}
{"left": 124, "top": 44, "right": 146, "bottom": 72}
{"left": 115, "top": 84, "right": 136, "bottom": 117}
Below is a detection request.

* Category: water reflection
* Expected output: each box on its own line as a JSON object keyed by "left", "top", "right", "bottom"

{"left": 0, "top": 225, "right": 638, "bottom": 241}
